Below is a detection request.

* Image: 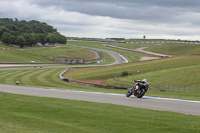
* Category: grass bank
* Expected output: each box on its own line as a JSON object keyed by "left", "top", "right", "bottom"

{"left": 0, "top": 68, "right": 125, "bottom": 94}
{"left": 63, "top": 56, "right": 200, "bottom": 100}
{"left": 0, "top": 92, "right": 200, "bottom": 133}
{"left": 0, "top": 44, "right": 98, "bottom": 63}
{"left": 22, "top": 45, "right": 95, "bottom": 59}
{"left": 64, "top": 56, "right": 200, "bottom": 86}
{"left": 0, "top": 44, "right": 53, "bottom": 63}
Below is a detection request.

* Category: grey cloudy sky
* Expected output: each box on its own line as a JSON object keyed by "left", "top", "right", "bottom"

{"left": 0, "top": 0, "right": 200, "bottom": 40}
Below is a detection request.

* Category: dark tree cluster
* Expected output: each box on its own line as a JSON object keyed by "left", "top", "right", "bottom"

{"left": 0, "top": 18, "right": 67, "bottom": 47}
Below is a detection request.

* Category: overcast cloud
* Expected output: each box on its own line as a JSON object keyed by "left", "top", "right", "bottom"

{"left": 0, "top": 0, "right": 200, "bottom": 40}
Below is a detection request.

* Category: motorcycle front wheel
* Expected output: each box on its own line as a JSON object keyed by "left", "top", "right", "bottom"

{"left": 126, "top": 90, "right": 133, "bottom": 97}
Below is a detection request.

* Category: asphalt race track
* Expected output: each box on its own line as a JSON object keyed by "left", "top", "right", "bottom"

{"left": 0, "top": 84, "right": 200, "bottom": 116}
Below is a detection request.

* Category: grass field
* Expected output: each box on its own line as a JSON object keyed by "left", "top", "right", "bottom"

{"left": 0, "top": 68, "right": 125, "bottom": 93}
{"left": 22, "top": 45, "right": 95, "bottom": 59}
{"left": 0, "top": 44, "right": 53, "bottom": 63}
{"left": 0, "top": 44, "right": 97, "bottom": 63}
{"left": 0, "top": 92, "right": 200, "bottom": 133}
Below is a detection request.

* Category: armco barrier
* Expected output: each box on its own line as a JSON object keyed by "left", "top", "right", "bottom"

{"left": 59, "top": 68, "right": 70, "bottom": 81}
{"left": 59, "top": 68, "right": 127, "bottom": 89}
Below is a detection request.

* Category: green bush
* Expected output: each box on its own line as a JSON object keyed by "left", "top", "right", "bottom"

{"left": 121, "top": 71, "right": 130, "bottom": 77}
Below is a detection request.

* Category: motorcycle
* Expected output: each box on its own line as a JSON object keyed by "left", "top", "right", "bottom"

{"left": 126, "top": 79, "right": 149, "bottom": 98}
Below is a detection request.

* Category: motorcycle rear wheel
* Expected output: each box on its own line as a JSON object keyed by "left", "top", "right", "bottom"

{"left": 136, "top": 89, "right": 146, "bottom": 98}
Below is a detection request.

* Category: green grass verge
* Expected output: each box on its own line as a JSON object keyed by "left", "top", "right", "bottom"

{"left": 22, "top": 45, "right": 95, "bottom": 59}
{"left": 0, "top": 92, "right": 200, "bottom": 133}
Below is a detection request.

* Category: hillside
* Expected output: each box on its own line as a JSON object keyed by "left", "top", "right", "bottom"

{"left": 64, "top": 55, "right": 200, "bottom": 88}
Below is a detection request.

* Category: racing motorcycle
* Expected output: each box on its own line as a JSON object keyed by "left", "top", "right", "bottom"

{"left": 126, "top": 79, "right": 149, "bottom": 98}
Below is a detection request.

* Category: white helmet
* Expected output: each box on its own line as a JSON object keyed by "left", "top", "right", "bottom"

{"left": 142, "top": 79, "right": 147, "bottom": 82}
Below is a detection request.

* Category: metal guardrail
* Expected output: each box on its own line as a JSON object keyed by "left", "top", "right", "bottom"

{"left": 59, "top": 68, "right": 70, "bottom": 82}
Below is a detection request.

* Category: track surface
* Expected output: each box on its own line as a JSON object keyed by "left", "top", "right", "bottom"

{"left": 0, "top": 84, "right": 199, "bottom": 116}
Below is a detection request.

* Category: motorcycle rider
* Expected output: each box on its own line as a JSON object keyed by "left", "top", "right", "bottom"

{"left": 126, "top": 78, "right": 149, "bottom": 98}
{"left": 133, "top": 79, "right": 149, "bottom": 91}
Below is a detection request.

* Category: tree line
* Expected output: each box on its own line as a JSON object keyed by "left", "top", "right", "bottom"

{"left": 0, "top": 18, "right": 67, "bottom": 47}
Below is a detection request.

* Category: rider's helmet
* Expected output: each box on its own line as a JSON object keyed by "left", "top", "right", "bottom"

{"left": 142, "top": 79, "right": 147, "bottom": 82}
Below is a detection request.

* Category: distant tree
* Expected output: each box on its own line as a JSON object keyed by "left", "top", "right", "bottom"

{"left": 0, "top": 26, "right": 9, "bottom": 38}
{"left": 15, "top": 36, "right": 26, "bottom": 48}
{"left": 1, "top": 32, "right": 11, "bottom": 43}
{"left": 38, "top": 34, "right": 46, "bottom": 44}
{"left": 29, "top": 34, "right": 36, "bottom": 45}
{"left": 59, "top": 35, "right": 67, "bottom": 44}
{"left": 22, "top": 33, "right": 38, "bottom": 46}
{"left": 32, "top": 33, "right": 39, "bottom": 43}
{"left": 46, "top": 33, "right": 56, "bottom": 44}
{"left": 55, "top": 33, "right": 67, "bottom": 44}
{"left": 8, "top": 35, "right": 16, "bottom": 44}
{"left": 15, "top": 18, "right": 19, "bottom": 22}
{"left": 30, "top": 33, "right": 37, "bottom": 45}
{"left": 60, "top": 35, "right": 67, "bottom": 44}
{"left": 35, "top": 25, "right": 43, "bottom": 33}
